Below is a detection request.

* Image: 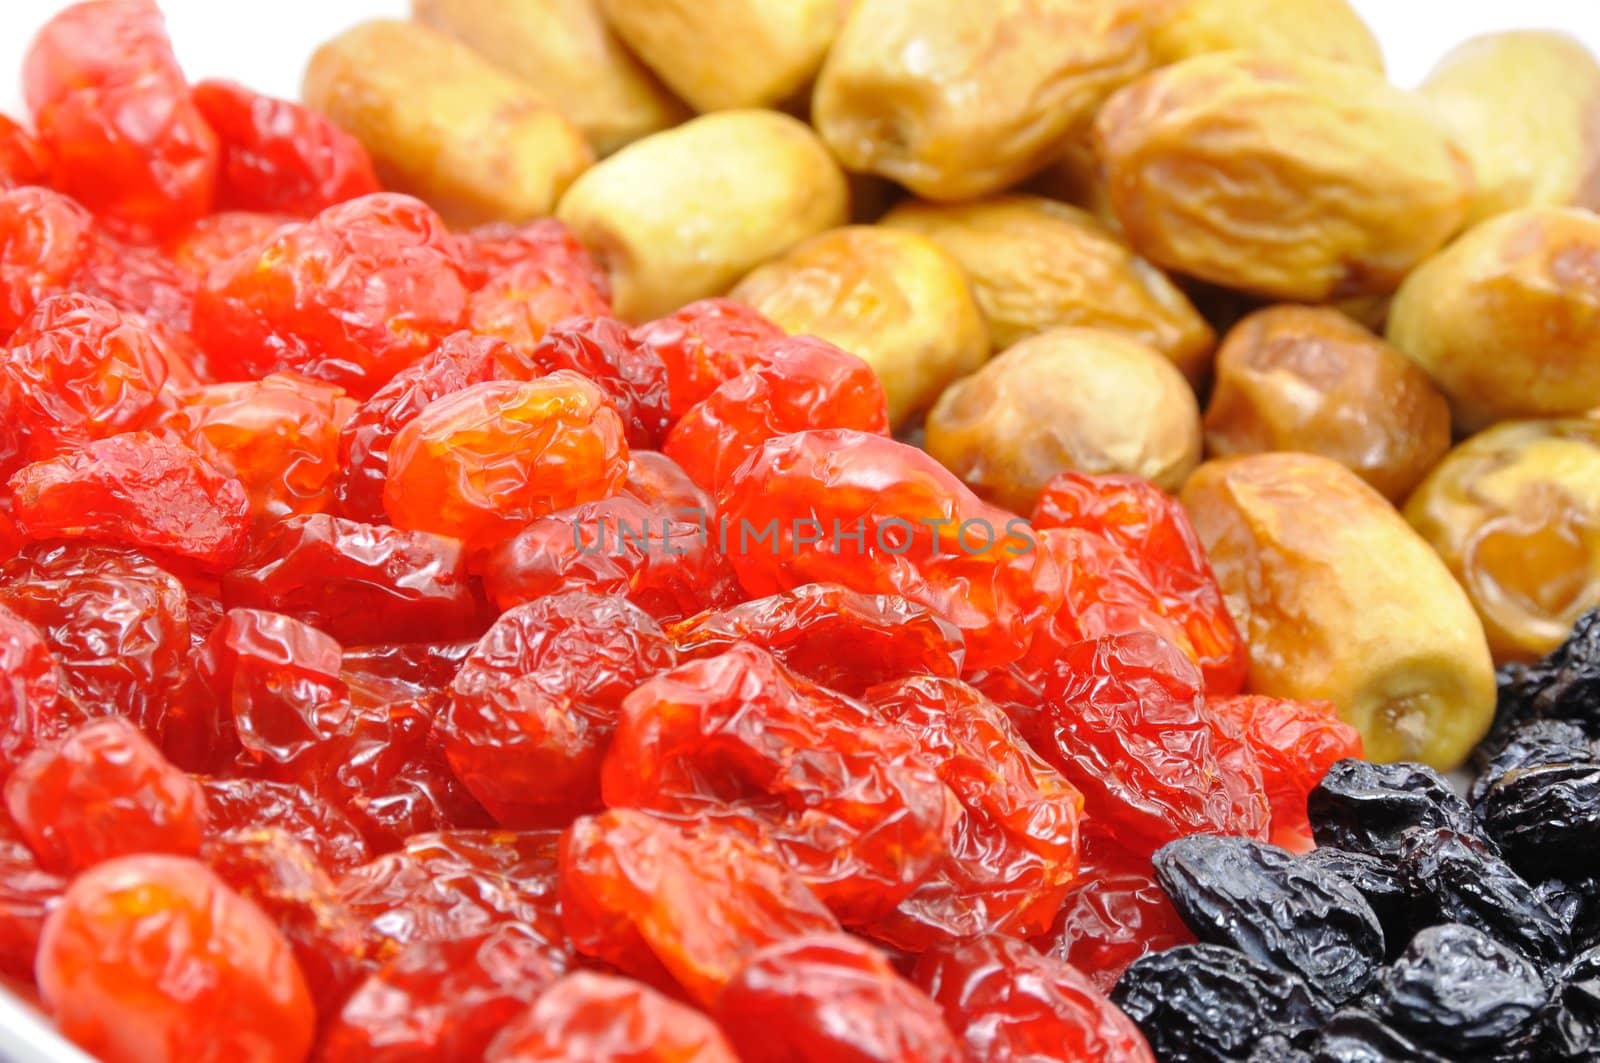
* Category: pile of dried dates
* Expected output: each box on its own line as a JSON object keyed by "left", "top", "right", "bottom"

{"left": 1, "top": 0, "right": 1598, "bottom": 1061}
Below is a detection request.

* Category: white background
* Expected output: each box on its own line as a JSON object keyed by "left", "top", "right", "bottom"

{"left": 0, "top": 1, "right": 1597, "bottom": 125}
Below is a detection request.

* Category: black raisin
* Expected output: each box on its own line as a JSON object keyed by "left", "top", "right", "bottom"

{"left": 1542, "top": 946, "right": 1600, "bottom": 1061}
{"left": 1310, "top": 1009, "right": 1450, "bottom": 1063}
{"left": 1299, "top": 846, "right": 1414, "bottom": 957}
{"left": 1469, "top": 718, "right": 1595, "bottom": 818}
{"left": 1536, "top": 878, "right": 1595, "bottom": 940}
{"left": 1112, "top": 944, "right": 1333, "bottom": 1063}
{"left": 1399, "top": 828, "right": 1571, "bottom": 966}
{"left": 1154, "top": 835, "right": 1385, "bottom": 1005}
{"left": 1307, "top": 759, "right": 1479, "bottom": 859}
{"left": 1244, "top": 1034, "right": 1311, "bottom": 1063}
{"left": 1373, "top": 923, "right": 1547, "bottom": 1059}
{"left": 1493, "top": 607, "right": 1600, "bottom": 735}
{"left": 1480, "top": 763, "right": 1600, "bottom": 880}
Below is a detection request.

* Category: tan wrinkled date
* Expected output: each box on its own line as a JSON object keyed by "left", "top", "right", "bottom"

{"left": 1096, "top": 52, "right": 1472, "bottom": 300}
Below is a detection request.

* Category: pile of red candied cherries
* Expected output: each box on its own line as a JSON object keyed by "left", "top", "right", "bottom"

{"left": 0, "top": 3, "right": 1362, "bottom": 1062}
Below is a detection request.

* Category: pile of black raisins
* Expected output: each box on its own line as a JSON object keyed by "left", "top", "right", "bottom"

{"left": 1112, "top": 609, "right": 1600, "bottom": 1062}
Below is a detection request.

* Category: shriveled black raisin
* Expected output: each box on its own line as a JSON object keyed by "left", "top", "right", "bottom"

{"left": 1399, "top": 828, "right": 1571, "bottom": 966}
{"left": 1373, "top": 923, "right": 1547, "bottom": 1059}
{"left": 1493, "top": 607, "right": 1600, "bottom": 735}
{"left": 1299, "top": 846, "right": 1414, "bottom": 957}
{"left": 1244, "top": 1034, "right": 1311, "bottom": 1063}
{"left": 1307, "top": 759, "right": 1479, "bottom": 859}
{"left": 1542, "top": 946, "right": 1600, "bottom": 1061}
{"left": 1469, "top": 718, "right": 1595, "bottom": 818}
{"left": 1154, "top": 835, "right": 1385, "bottom": 1006}
{"left": 1537, "top": 878, "right": 1595, "bottom": 941}
{"left": 1112, "top": 944, "right": 1333, "bottom": 1063}
{"left": 1310, "top": 1009, "right": 1450, "bottom": 1063}
{"left": 1480, "top": 763, "right": 1600, "bottom": 879}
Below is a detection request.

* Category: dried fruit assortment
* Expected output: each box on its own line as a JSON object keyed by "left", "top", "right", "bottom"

{"left": 0, "top": 0, "right": 1598, "bottom": 1060}
{"left": 1112, "top": 612, "right": 1600, "bottom": 1059}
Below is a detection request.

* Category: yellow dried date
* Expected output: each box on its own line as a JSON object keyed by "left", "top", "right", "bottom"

{"left": 1182, "top": 452, "right": 1496, "bottom": 770}
{"left": 1404, "top": 420, "right": 1600, "bottom": 663}
{"left": 596, "top": 0, "right": 841, "bottom": 112}
{"left": 1203, "top": 305, "right": 1451, "bottom": 503}
{"left": 555, "top": 110, "right": 848, "bottom": 322}
{"left": 882, "top": 195, "right": 1214, "bottom": 383}
{"left": 925, "top": 327, "right": 1201, "bottom": 512}
{"left": 1147, "top": 0, "right": 1383, "bottom": 71}
{"left": 1096, "top": 53, "right": 1471, "bottom": 301}
{"left": 1421, "top": 31, "right": 1600, "bottom": 227}
{"left": 730, "top": 225, "right": 988, "bottom": 428}
{"left": 302, "top": 19, "right": 593, "bottom": 226}
{"left": 813, "top": 0, "right": 1149, "bottom": 201}
{"left": 1386, "top": 206, "right": 1600, "bottom": 429}
{"left": 411, "top": 0, "right": 688, "bottom": 155}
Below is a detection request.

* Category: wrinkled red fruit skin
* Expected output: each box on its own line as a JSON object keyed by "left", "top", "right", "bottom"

{"left": 0, "top": 806, "right": 66, "bottom": 981}
{"left": 717, "top": 429, "right": 1062, "bottom": 670}
{"left": 603, "top": 643, "right": 952, "bottom": 925}
{"left": 4, "top": 716, "right": 207, "bottom": 874}
{"left": 162, "top": 211, "right": 293, "bottom": 279}
{"left": 0, "top": 116, "right": 48, "bottom": 190}
{"left": 912, "top": 933, "right": 1156, "bottom": 1063}
{"left": 632, "top": 298, "right": 785, "bottom": 421}
{"left": 334, "top": 331, "right": 537, "bottom": 524}
{"left": 0, "top": 603, "right": 74, "bottom": 782}
{"left": 70, "top": 229, "right": 197, "bottom": 334}
{"left": 285, "top": 692, "right": 493, "bottom": 851}
{"left": 442, "top": 593, "right": 677, "bottom": 828}
{"left": 382, "top": 373, "right": 629, "bottom": 555}
{"left": 467, "top": 259, "right": 613, "bottom": 361}
{"left": 191, "top": 193, "right": 469, "bottom": 397}
{"left": 155, "top": 373, "right": 356, "bottom": 523}
{"left": 0, "top": 543, "right": 190, "bottom": 740}
{"left": 481, "top": 495, "right": 741, "bottom": 624}
{"left": 35, "top": 854, "right": 315, "bottom": 1063}
{"left": 0, "top": 187, "right": 95, "bottom": 339}
{"left": 667, "top": 584, "right": 966, "bottom": 697}
{"left": 198, "top": 607, "right": 351, "bottom": 769}
{"left": 222, "top": 514, "right": 485, "bottom": 645}
{"left": 559, "top": 809, "right": 839, "bottom": 1007}
{"left": 200, "top": 827, "right": 373, "bottom": 1017}
{"left": 191, "top": 79, "right": 380, "bottom": 216}
{"left": 340, "top": 641, "right": 476, "bottom": 706}
{"left": 485, "top": 971, "right": 739, "bottom": 1063}
{"left": 1034, "top": 843, "right": 1198, "bottom": 993}
{"left": 622, "top": 450, "right": 711, "bottom": 514}
{"left": 335, "top": 830, "right": 567, "bottom": 958}
{"left": 1032, "top": 472, "right": 1249, "bottom": 695}
{"left": 1020, "top": 632, "right": 1269, "bottom": 857}
{"left": 862, "top": 677, "right": 1082, "bottom": 950}
{"left": 319, "top": 924, "right": 564, "bottom": 1063}
{"left": 665, "top": 336, "right": 890, "bottom": 491}
{"left": 199, "top": 778, "right": 371, "bottom": 875}
{"left": 524, "top": 317, "right": 670, "bottom": 449}
{"left": 9, "top": 432, "right": 251, "bottom": 573}
{"left": 22, "top": 0, "right": 218, "bottom": 241}
{"left": 715, "top": 934, "right": 965, "bottom": 1063}
{"left": 1015, "top": 528, "right": 1198, "bottom": 688}
{"left": 455, "top": 219, "right": 611, "bottom": 299}
{"left": 199, "top": 608, "right": 489, "bottom": 848}
{"left": 1207, "top": 694, "right": 1365, "bottom": 853}
{"left": 0, "top": 292, "right": 170, "bottom": 473}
